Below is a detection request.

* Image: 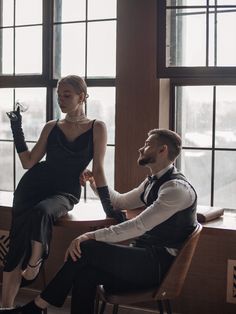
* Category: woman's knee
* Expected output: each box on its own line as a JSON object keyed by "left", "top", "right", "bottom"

{"left": 32, "top": 203, "right": 53, "bottom": 223}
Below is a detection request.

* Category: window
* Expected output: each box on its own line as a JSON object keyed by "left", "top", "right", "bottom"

{"left": 159, "top": 1, "right": 236, "bottom": 208}
{"left": 173, "top": 83, "right": 236, "bottom": 208}
{"left": 0, "top": 0, "right": 117, "bottom": 197}
{"left": 157, "top": 0, "right": 236, "bottom": 78}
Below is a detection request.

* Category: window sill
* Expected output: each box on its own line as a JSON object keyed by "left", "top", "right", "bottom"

{"left": 0, "top": 191, "right": 236, "bottom": 231}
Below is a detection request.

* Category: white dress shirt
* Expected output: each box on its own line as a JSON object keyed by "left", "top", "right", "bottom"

{"left": 93, "top": 165, "right": 196, "bottom": 250}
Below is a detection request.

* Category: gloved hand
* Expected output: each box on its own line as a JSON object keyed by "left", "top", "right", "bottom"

{"left": 8, "top": 107, "right": 28, "bottom": 153}
{"left": 97, "top": 186, "right": 126, "bottom": 223}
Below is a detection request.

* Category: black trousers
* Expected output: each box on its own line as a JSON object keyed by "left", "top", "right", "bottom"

{"left": 40, "top": 240, "right": 175, "bottom": 314}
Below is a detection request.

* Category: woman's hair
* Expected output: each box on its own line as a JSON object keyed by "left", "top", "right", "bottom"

{"left": 58, "top": 75, "right": 88, "bottom": 102}
{"left": 148, "top": 128, "right": 182, "bottom": 161}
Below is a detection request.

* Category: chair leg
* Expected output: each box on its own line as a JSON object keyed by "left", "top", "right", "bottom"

{"left": 99, "top": 301, "right": 106, "bottom": 314}
{"left": 112, "top": 304, "right": 119, "bottom": 314}
{"left": 157, "top": 300, "right": 164, "bottom": 314}
{"left": 164, "top": 300, "right": 172, "bottom": 314}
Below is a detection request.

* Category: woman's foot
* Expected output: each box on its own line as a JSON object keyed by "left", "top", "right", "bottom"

{"left": 20, "top": 259, "right": 44, "bottom": 287}
{"left": 22, "top": 259, "right": 43, "bottom": 281}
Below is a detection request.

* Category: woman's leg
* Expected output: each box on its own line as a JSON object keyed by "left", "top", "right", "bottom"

{"left": 2, "top": 265, "right": 22, "bottom": 307}
{"left": 21, "top": 241, "right": 43, "bottom": 280}
{"left": 2, "top": 213, "right": 30, "bottom": 307}
{"left": 22, "top": 195, "right": 73, "bottom": 280}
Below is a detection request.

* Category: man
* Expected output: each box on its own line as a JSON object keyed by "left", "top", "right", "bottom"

{"left": 1, "top": 128, "right": 197, "bottom": 314}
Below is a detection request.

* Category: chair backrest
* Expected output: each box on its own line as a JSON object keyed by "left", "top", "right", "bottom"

{"left": 154, "top": 223, "right": 202, "bottom": 300}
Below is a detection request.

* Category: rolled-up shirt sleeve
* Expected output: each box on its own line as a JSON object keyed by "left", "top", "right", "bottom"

{"left": 93, "top": 179, "right": 196, "bottom": 243}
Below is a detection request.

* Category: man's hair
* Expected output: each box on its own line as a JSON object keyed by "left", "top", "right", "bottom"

{"left": 148, "top": 128, "right": 182, "bottom": 161}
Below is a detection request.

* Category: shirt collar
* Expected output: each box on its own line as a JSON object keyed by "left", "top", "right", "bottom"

{"left": 154, "top": 164, "right": 174, "bottom": 179}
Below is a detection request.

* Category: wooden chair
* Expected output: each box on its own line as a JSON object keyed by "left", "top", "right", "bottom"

{"left": 95, "top": 223, "right": 202, "bottom": 314}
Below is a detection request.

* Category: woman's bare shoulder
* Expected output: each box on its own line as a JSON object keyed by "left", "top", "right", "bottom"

{"left": 41, "top": 119, "right": 58, "bottom": 136}
{"left": 93, "top": 119, "right": 106, "bottom": 129}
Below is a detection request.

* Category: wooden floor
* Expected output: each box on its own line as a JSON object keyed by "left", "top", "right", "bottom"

{"left": 5, "top": 287, "right": 158, "bottom": 314}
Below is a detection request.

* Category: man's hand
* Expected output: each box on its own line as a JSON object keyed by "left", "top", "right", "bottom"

{"left": 64, "top": 233, "right": 94, "bottom": 262}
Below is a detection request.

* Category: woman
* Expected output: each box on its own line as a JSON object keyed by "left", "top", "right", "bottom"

{"left": 1, "top": 75, "right": 124, "bottom": 309}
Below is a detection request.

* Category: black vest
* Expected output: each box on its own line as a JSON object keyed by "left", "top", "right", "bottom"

{"left": 134, "top": 167, "right": 197, "bottom": 249}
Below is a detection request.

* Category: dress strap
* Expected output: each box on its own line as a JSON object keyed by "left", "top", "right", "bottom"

{"left": 91, "top": 119, "right": 96, "bottom": 128}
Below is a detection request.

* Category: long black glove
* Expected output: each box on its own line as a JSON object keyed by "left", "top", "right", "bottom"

{"left": 8, "top": 107, "right": 28, "bottom": 153}
{"left": 97, "top": 186, "right": 126, "bottom": 223}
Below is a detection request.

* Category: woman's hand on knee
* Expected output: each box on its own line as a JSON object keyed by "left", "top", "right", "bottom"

{"left": 64, "top": 233, "right": 94, "bottom": 262}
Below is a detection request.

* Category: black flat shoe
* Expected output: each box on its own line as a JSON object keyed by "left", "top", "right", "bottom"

{"left": 20, "top": 259, "right": 44, "bottom": 288}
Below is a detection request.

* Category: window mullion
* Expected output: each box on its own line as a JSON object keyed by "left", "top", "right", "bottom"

{"left": 210, "top": 86, "right": 216, "bottom": 206}
{"left": 214, "top": 0, "right": 217, "bottom": 67}
{"left": 206, "top": 0, "right": 209, "bottom": 67}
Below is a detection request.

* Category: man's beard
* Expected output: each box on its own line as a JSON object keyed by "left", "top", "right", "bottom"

{"left": 138, "top": 155, "right": 156, "bottom": 166}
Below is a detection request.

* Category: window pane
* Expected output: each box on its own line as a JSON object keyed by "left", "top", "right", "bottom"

{"left": 217, "top": 0, "right": 236, "bottom": 4}
{"left": 54, "top": 23, "right": 85, "bottom": 78}
{"left": 88, "top": 0, "right": 117, "bottom": 20}
{"left": 0, "top": 28, "right": 14, "bottom": 74}
{"left": 176, "top": 86, "right": 213, "bottom": 148}
{"left": 54, "top": 0, "right": 86, "bottom": 22}
{"left": 214, "top": 151, "right": 236, "bottom": 208}
{"left": 87, "top": 21, "right": 116, "bottom": 77}
{"left": 217, "top": 9, "right": 236, "bottom": 66}
{"left": 15, "top": 88, "right": 46, "bottom": 141}
{"left": 0, "top": 89, "right": 14, "bottom": 141}
{"left": 215, "top": 86, "right": 236, "bottom": 148}
{"left": 167, "top": 9, "right": 206, "bottom": 67}
{"left": 16, "top": 0, "right": 42, "bottom": 25}
{"left": 0, "top": 142, "right": 14, "bottom": 191}
{"left": 15, "top": 26, "right": 42, "bottom": 74}
{"left": 2, "top": 0, "right": 14, "bottom": 26}
{"left": 87, "top": 87, "right": 115, "bottom": 145}
{"left": 179, "top": 149, "right": 211, "bottom": 205}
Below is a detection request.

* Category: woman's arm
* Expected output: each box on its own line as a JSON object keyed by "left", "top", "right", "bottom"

{"left": 18, "top": 121, "right": 56, "bottom": 169}
{"left": 91, "top": 120, "right": 107, "bottom": 187}
{"left": 92, "top": 120, "right": 126, "bottom": 222}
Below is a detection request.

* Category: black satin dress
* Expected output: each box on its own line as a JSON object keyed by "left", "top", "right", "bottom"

{"left": 4, "top": 120, "right": 95, "bottom": 271}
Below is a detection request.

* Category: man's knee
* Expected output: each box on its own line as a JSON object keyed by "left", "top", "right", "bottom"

{"left": 80, "top": 240, "right": 111, "bottom": 264}
{"left": 80, "top": 239, "right": 98, "bottom": 252}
